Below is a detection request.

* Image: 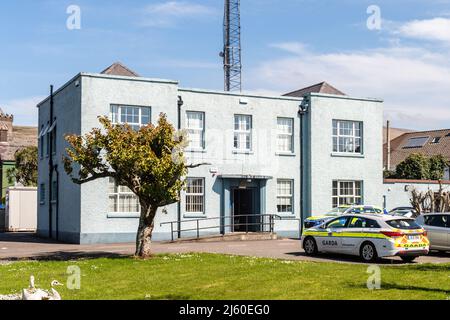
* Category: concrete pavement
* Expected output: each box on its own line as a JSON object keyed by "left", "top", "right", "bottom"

{"left": 1, "top": 232, "right": 449, "bottom": 264}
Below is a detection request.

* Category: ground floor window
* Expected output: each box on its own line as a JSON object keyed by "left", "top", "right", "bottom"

{"left": 108, "top": 178, "right": 140, "bottom": 213}
{"left": 185, "top": 178, "right": 205, "bottom": 214}
{"left": 277, "top": 179, "right": 293, "bottom": 213}
{"left": 332, "top": 180, "right": 362, "bottom": 207}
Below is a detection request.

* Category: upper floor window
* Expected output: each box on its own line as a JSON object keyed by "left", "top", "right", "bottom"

{"left": 48, "top": 121, "right": 56, "bottom": 155}
{"left": 234, "top": 115, "right": 252, "bottom": 152}
{"left": 277, "top": 179, "right": 293, "bottom": 214}
{"left": 277, "top": 118, "right": 294, "bottom": 153}
{"left": 108, "top": 177, "right": 140, "bottom": 214}
{"left": 185, "top": 178, "right": 205, "bottom": 215}
{"left": 332, "top": 120, "right": 363, "bottom": 154}
{"left": 111, "top": 105, "right": 151, "bottom": 130}
{"left": 332, "top": 180, "right": 362, "bottom": 208}
{"left": 186, "top": 111, "right": 205, "bottom": 150}
{"left": 46, "top": 132, "right": 51, "bottom": 157}
{"left": 51, "top": 126, "right": 57, "bottom": 154}
{"left": 0, "top": 130, "right": 7, "bottom": 142}
{"left": 51, "top": 179, "right": 58, "bottom": 203}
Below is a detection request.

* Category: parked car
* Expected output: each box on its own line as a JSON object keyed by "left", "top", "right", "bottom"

{"left": 302, "top": 214, "right": 430, "bottom": 262}
{"left": 415, "top": 213, "right": 450, "bottom": 253}
{"left": 304, "top": 205, "right": 384, "bottom": 229}
{"left": 389, "top": 207, "right": 419, "bottom": 219}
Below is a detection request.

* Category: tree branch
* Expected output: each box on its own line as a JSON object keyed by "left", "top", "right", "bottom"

{"left": 71, "top": 172, "right": 114, "bottom": 185}
{"left": 186, "top": 162, "right": 211, "bottom": 169}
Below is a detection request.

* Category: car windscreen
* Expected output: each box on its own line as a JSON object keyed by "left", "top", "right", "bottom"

{"left": 386, "top": 219, "right": 421, "bottom": 230}
{"left": 392, "top": 210, "right": 410, "bottom": 216}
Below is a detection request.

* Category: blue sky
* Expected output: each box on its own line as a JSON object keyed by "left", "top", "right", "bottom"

{"left": 1, "top": 0, "right": 450, "bottom": 129}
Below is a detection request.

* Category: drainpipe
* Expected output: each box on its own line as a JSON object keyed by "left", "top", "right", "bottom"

{"left": 177, "top": 95, "right": 184, "bottom": 239}
{"left": 48, "top": 85, "right": 54, "bottom": 239}
{"left": 298, "top": 97, "right": 309, "bottom": 237}
{"left": 386, "top": 120, "right": 391, "bottom": 171}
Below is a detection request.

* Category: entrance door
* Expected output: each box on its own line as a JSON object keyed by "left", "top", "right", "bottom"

{"left": 233, "top": 189, "right": 255, "bottom": 232}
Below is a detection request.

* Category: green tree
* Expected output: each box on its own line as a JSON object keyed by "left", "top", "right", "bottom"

{"left": 63, "top": 114, "right": 205, "bottom": 258}
{"left": 7, "top": 146, "right": 38, "bottom": 187}
{"left": 395, "top": 153, "right": 430, "bottom": 180}
{"left": 428, "top": 154, "right": 449, "bottom": 180}
{"left": 394, "top": 153, "right": 449, "bottom": 180}
{"left": 383, "top": 169, "right": 397, "bottom": 179}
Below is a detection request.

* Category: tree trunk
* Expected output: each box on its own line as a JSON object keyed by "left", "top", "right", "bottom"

{"left": 135, "top": 204, "right": 158, "bottom": 258}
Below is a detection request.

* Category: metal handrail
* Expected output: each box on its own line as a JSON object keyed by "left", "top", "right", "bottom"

{"left": 160, "top": 214, "right": 301, "bottom": 242}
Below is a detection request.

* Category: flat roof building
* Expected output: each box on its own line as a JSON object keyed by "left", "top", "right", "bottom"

{"left": 37, "top": 63, "right": 384, "bottom": 244}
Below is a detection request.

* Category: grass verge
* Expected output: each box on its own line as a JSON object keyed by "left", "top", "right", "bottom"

{"left": 0, "top": 253, "right": 449, "bottom": 300}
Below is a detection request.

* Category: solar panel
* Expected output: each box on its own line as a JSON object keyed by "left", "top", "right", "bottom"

{"left": 403, "top": 136, "right": 429, "bottom": 148}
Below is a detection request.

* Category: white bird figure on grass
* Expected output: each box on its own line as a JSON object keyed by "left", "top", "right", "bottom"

{"left": 21, "top": 276, "right": 63, "bottom": 300}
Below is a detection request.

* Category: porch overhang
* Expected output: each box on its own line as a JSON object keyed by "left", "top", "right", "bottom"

{"left": 218, "top": 174, "right": 273, "bottom": 180}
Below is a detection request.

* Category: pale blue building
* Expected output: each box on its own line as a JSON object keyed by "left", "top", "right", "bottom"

{"left": 37, "top": 63, "right": 384, "bottom": 244}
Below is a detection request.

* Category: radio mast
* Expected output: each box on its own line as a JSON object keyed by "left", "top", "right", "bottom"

{"left": 221, "top": 0, "right": 242, "bottom": 92}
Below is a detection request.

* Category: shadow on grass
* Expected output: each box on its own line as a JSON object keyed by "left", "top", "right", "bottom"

{"left": 397, "top": 264, "right": 450, "bottom": 272}
{"left": 2, "top": 251, "right": 132, "bottom": 262}
{"left": 285, "top": 251, "right": 405, "bottom": 265}
{"left": 348, "top": 282, "right": 450, "bottom": 295}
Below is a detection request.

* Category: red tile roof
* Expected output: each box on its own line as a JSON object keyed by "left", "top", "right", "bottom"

{"left": 385, "top": 129, "right": 450, "bottom": 169}
{"left": 101, "top": 62, "right": 140, "bottom": 77}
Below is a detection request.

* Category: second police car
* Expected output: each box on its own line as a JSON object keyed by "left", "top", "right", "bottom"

{"left": 303, "top": 205, "right": 385, "bottom": 229}
{"left": 301, "top": 214, "right": 430, "bottom": 262}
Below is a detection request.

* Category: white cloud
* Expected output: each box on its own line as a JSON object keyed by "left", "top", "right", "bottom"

{"left": 395, "top": 18, "right": 450, "bottom": 44}
{"left": 141, "top": 1, "right": 217, "bottom": 27}
{"left": 0, "top": 96, "right": 44, "bottom": 126}
{"left": 249, "top": 42, "right": 450, "bottom": 130}
{"left": 269, "top": 42, "right": 309, "bottom": 55}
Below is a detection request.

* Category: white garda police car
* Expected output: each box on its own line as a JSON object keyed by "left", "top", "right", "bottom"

{"left": 301, "top": 214, "right": 430, "bottom": 262}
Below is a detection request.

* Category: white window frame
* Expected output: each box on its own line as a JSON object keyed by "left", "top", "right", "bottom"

{"left": 233, "top": 114, "right": 252, "bottom": 152}
{"left": 108, "top": 178, "right": 140, "bottom": 214}
{"left": 332, "top": 180, "right": 363, "bottom": 208}
{"left": 185, "top": 178, "right": 205, "bottom": 215}
{"left": 186, "top": 111, "right": 205, "bottom": 150}
{"left": 332, "top": 120, "right": 363, "bottom": 154}
{"left": 110, "top": 105, "right": 151, "bottom": 129}
{"left": 277, "top": 117, "right": 294, "bottom": 153}
{"left": 277, "top": 179, "right": 294, "bottom": 214}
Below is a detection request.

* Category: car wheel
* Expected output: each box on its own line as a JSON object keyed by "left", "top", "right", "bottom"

{"left": 360, "top": 242, "right": 378, "bottom": 262}
{"left": 400, "top": 256, "right": 417, "bottom": 263}
{"left": 303, "top": 237, "right": 318, "bottom": 256}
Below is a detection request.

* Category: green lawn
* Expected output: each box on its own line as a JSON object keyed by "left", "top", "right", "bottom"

{"left": 0, "top": 254, "right": 449, "bottom": 300}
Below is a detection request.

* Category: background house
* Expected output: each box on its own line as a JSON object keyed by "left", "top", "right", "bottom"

{"left": 384, "top": 129, "right": 450, "bottom": 179}
{"left": 0, "top": 109, "right": 37, "bottom": 204}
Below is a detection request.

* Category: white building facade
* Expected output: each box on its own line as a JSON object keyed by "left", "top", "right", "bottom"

{"left": 37, "top": 72, "right": 383, "bottom": 244}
